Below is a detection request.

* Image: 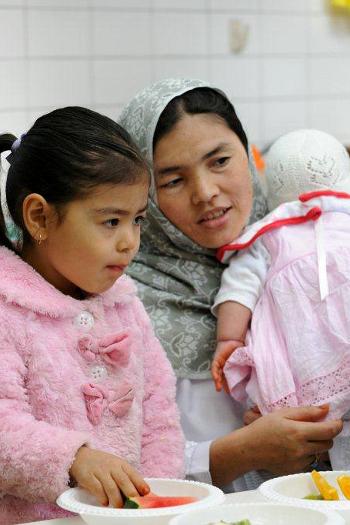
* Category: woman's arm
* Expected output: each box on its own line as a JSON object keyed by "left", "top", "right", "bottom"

{"left": 209, "top": 405, "right": 342, "bottom": 487}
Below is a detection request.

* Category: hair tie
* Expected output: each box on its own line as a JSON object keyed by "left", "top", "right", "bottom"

{"left": 11, "top": 133, "right": 26, "bottom": 152}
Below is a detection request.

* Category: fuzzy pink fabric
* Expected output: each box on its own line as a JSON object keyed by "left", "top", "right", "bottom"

{"left": 0, "top": 247, "right": 184, "bottom": 524}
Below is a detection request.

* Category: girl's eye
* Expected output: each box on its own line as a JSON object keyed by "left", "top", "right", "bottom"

{"left": 214, "top": 156, "right": 230, "bottom": 168}
{"left": 133, "top": 215, "right": 146, "bottom": 226}
{"left": 104, "top": 218, "right": 119, "bottom": 228}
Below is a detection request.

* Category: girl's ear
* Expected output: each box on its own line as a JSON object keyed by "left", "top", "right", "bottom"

{"left": 22, "top": 193, "right": 54, "bottom": 243}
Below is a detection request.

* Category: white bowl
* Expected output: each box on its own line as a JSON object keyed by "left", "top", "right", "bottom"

{"left": 259, "top": 471, "right": 350, "bottom": 522}
{"left": 169, "top": 502, "right": 345, "bottom": 525}
{"left": 56, "top": 478, "right": 225, "bottom": 525}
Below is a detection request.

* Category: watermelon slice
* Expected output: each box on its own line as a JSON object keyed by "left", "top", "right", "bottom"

{"left": 123, "top": 493, "right": 198, "bottom": 509}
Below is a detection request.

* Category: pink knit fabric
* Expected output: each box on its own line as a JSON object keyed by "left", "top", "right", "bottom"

{"left": 224, "top": 204, "right": 350, "bottom": 419}
{"left": 0, "top": 247, "right": 184, "bottom": 524}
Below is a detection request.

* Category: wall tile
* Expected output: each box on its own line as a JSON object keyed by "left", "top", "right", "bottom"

{"left": 260, "top": 0, "right": 306, "bottom": 13}
{"left": 153, "top": 0, "right": 206, "bottom": 8}
{"left": 0, "top": 60, "right": 27, "bottom": 110}
{"left": 262, "top": 58, "right": 306, "bottom": 97}
{"left": 209, "top": 0, "right": 259, "bottom": 11}
{"left": 90, "top": 0, "right": 151, "bottom": 7}
{"left": 0, "top": 110, "right": 28, "bottom": 136}
{"left": 28, "top": 60, "right": 91, "bottom": 106}
{"left": 260, "top": 14, "right": 307, "bottom": 54}
{"left": 93, "top": 59, "right": 152, "bottom": 105}
{"left": 27, "top": 10, "right": 89, "bottom": 56}
{"left": 208, "top": 57, "right": 260, "bottom": 98}
{"left": 234, "top": 100, "right": 262, "bottom": 145}
{"left": 309, "top": 13, "right": 350, "bottom": 54}
{"left": 309, "top": 98, "right": 350, "bottom": 143}
{"left": 309, "top": 57, "right": 350, "bottom": 96}
{"left": 153, "top": 12, "right": 207, "bottom": 55}
{"left": 209, "top": 13, "right": 260, "bottom": 55}
{"left": 0, "top": 9, "right": 25, "bottom": 57}
{"left": 261, "top": 100, "right": 307, "bottom": 143}
{"left": 153, "top": 58, "right": 209, "bottom": 82}
{"left": 93, "top": 11, "right": 151, "bottom": 56}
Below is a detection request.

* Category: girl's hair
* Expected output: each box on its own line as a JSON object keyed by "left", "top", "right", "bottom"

{"left": 153, "top": 87, "right": 248, "bottom": 154}
{"left": 0, "top": 106, "right": 149, "bottom": 249}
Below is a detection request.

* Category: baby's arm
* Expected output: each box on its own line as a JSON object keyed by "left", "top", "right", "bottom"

{"left": 212, "top": 301, "right": 252, "bottom": 392}
{"left": 212, "top": 239, "right": 270, "bottom": 392}
{"left": 134, "top": 297, "right": 185, "bottom": 479}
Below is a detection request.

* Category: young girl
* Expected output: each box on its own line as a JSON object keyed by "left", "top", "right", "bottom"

{"left": 211, "top": 128, "right": 350, "bottom": 470}
{"left": 0, "top": 107, "right": 184, "bottom": 525}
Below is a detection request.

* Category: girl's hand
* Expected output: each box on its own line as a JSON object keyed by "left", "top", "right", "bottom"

{"left": 211, "top": 340, "right": 244, "bottom": 392}
{"left": 69, "top": 447, "right": 150, "bottom": 508}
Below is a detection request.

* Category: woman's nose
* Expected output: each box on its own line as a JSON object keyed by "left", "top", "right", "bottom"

{"left": 191, "top": 172, "right": 219, "bottom": 205}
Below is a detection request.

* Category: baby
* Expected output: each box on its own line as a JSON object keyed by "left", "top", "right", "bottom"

{"left": 211, "top": 128, "right": 350, "bottom": 470}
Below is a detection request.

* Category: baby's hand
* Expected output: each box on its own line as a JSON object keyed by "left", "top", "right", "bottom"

{"left": 69, "top": 447, "right": 150, "bottom": 508}
{"left": 211, "top": 339, "right": 244, "bottom": 393}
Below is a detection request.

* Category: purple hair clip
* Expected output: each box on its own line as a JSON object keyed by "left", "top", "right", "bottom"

{"left": 11, "top": 133, "right": 26, "bottom": 152}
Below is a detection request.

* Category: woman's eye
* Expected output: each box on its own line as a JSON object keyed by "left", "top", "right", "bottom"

{"left": 104, "top": 218, "right": 119, "bottom": 228}
{"left": 133, "top": 215, "right": 146, "bottom": 226}
{"left": 214, "top": 156, "right": 230, "bottom": 167}
{"left": 160, "top": 177, "right": 182, "bottom": 189}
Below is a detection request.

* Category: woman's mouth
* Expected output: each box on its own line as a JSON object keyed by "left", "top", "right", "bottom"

{"left": 198, "top": 207, "right": 231, "bottom": 228}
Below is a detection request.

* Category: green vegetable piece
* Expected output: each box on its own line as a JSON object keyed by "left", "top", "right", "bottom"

{"left": 303, "top": 493, "right": 324, "bottom": 500}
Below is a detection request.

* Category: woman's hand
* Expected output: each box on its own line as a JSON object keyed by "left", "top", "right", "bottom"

{"left": 209, "top": 405, "right": 342, "bottom": 487}
{"left": 69, "top": 447, "right": 150, "bottom": 507}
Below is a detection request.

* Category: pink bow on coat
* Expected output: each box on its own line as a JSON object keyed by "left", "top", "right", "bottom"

{"left": 78, "top": 331, "right": 131, "bottom": 367}
{"left": 82, "top": 382, "right": 134, "bottom": 425}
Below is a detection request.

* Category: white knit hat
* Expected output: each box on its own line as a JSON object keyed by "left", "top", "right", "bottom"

{"left": 265, "top": 129, "right": 350, "bottom": 211}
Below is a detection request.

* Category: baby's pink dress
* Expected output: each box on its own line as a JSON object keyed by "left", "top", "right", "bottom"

{"left": 221, "top": 191, "right": 350, "bottom": 419}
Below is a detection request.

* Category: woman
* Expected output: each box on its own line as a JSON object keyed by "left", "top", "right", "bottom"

{"left": 119, "top": 78, "right": 342, "bottom": 491}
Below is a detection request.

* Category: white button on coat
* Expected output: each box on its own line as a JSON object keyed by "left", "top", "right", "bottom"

{"left": 73, "top": 311, "right": 95, "bottom": 330}
{"left": 90, "top": 365, "right": 108, "bottom": 382}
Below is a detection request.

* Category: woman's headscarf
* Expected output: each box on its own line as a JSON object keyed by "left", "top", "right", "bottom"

{"left": 119, "top": 78, "right": 267, "bottom": 379}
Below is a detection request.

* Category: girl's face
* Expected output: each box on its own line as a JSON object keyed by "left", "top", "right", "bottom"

{"left": 33, "top": 179, "right": 148, "bottom": 297}
{"left": 153, "top": 113, "right": 253, "bottom": 249}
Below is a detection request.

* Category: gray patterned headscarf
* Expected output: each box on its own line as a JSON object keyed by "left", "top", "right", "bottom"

{"left": 119, "top": 78, "right": 267, "bottom": 379}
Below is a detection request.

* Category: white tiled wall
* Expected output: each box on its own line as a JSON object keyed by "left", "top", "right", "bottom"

{"left": 1, "top": 0, "right": 350, "bottom": 147}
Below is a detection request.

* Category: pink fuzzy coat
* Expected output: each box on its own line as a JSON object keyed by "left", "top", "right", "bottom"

{"left": 0, "top": 247, "right": 184, "bottom": 525}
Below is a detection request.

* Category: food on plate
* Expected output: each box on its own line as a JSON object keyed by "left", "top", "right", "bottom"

{"left": 207, "top": 521, "right": 251, "bottom": 525}
{"left": 303, "top": 493, "right": 324, "bottom": 500}
{"left": 123, "top": 493, "right": 198, "bottom": 509}
{"left": 337, "top": 475, "right": 350, "bottom": 499}
{"left": 311, "top": 470, "right": 339, "bottom": 500}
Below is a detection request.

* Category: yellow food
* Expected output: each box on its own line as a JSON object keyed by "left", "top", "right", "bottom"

{"left": 311, "top": 470, "right": 339, "bottom": 500}
{"left": 337, "top": 475, "right": 350, "bottom": 500}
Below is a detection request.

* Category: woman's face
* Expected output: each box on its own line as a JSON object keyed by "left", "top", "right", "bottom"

{"left": 153, "top": 112, "right": 253, "bottom": 249}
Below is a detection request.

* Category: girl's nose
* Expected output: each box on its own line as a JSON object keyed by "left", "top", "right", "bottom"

{"left": 191, "top": 172, "right": 219, "bottom": 206}
{"left": 117, "top": 227, "right": 139, "bottom": 253}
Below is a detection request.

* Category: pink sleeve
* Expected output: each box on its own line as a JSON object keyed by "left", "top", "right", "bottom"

{"left": 134, "top": 298, "right": 185, "bottom": 479}
{"left": 0, "top": 329, "right": 90, "bottom": 503}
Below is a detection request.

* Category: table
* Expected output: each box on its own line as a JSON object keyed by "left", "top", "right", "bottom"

{"left": 26, "top": 490, "right": 265, "bottom": 524}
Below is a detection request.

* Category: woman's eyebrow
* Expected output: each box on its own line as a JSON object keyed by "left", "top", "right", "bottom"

{"left": 156, "top": 142, "right": 233, "bottom": 177}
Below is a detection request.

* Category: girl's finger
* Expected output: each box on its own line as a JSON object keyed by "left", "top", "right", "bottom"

{"left": 122, "top": 463, "right": 150, "bottom": 495}
{"left": 81, "top": 474, "right": 108, "bottom": 507}
{"left": 111, "top": 469, "right": 139, "bottom": 502}
{"left": 97, "top": 473, "right": 123, "bottom": 508}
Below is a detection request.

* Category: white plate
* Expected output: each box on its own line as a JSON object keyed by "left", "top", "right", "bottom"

{"left": 259, "top": 471, "right": 350, "bottom": 511}
{"left": 56, "top": 478, "right": 225, "bottom": 525}
{"left": 169, "top": 502, "right": 345, "bottom": 525}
